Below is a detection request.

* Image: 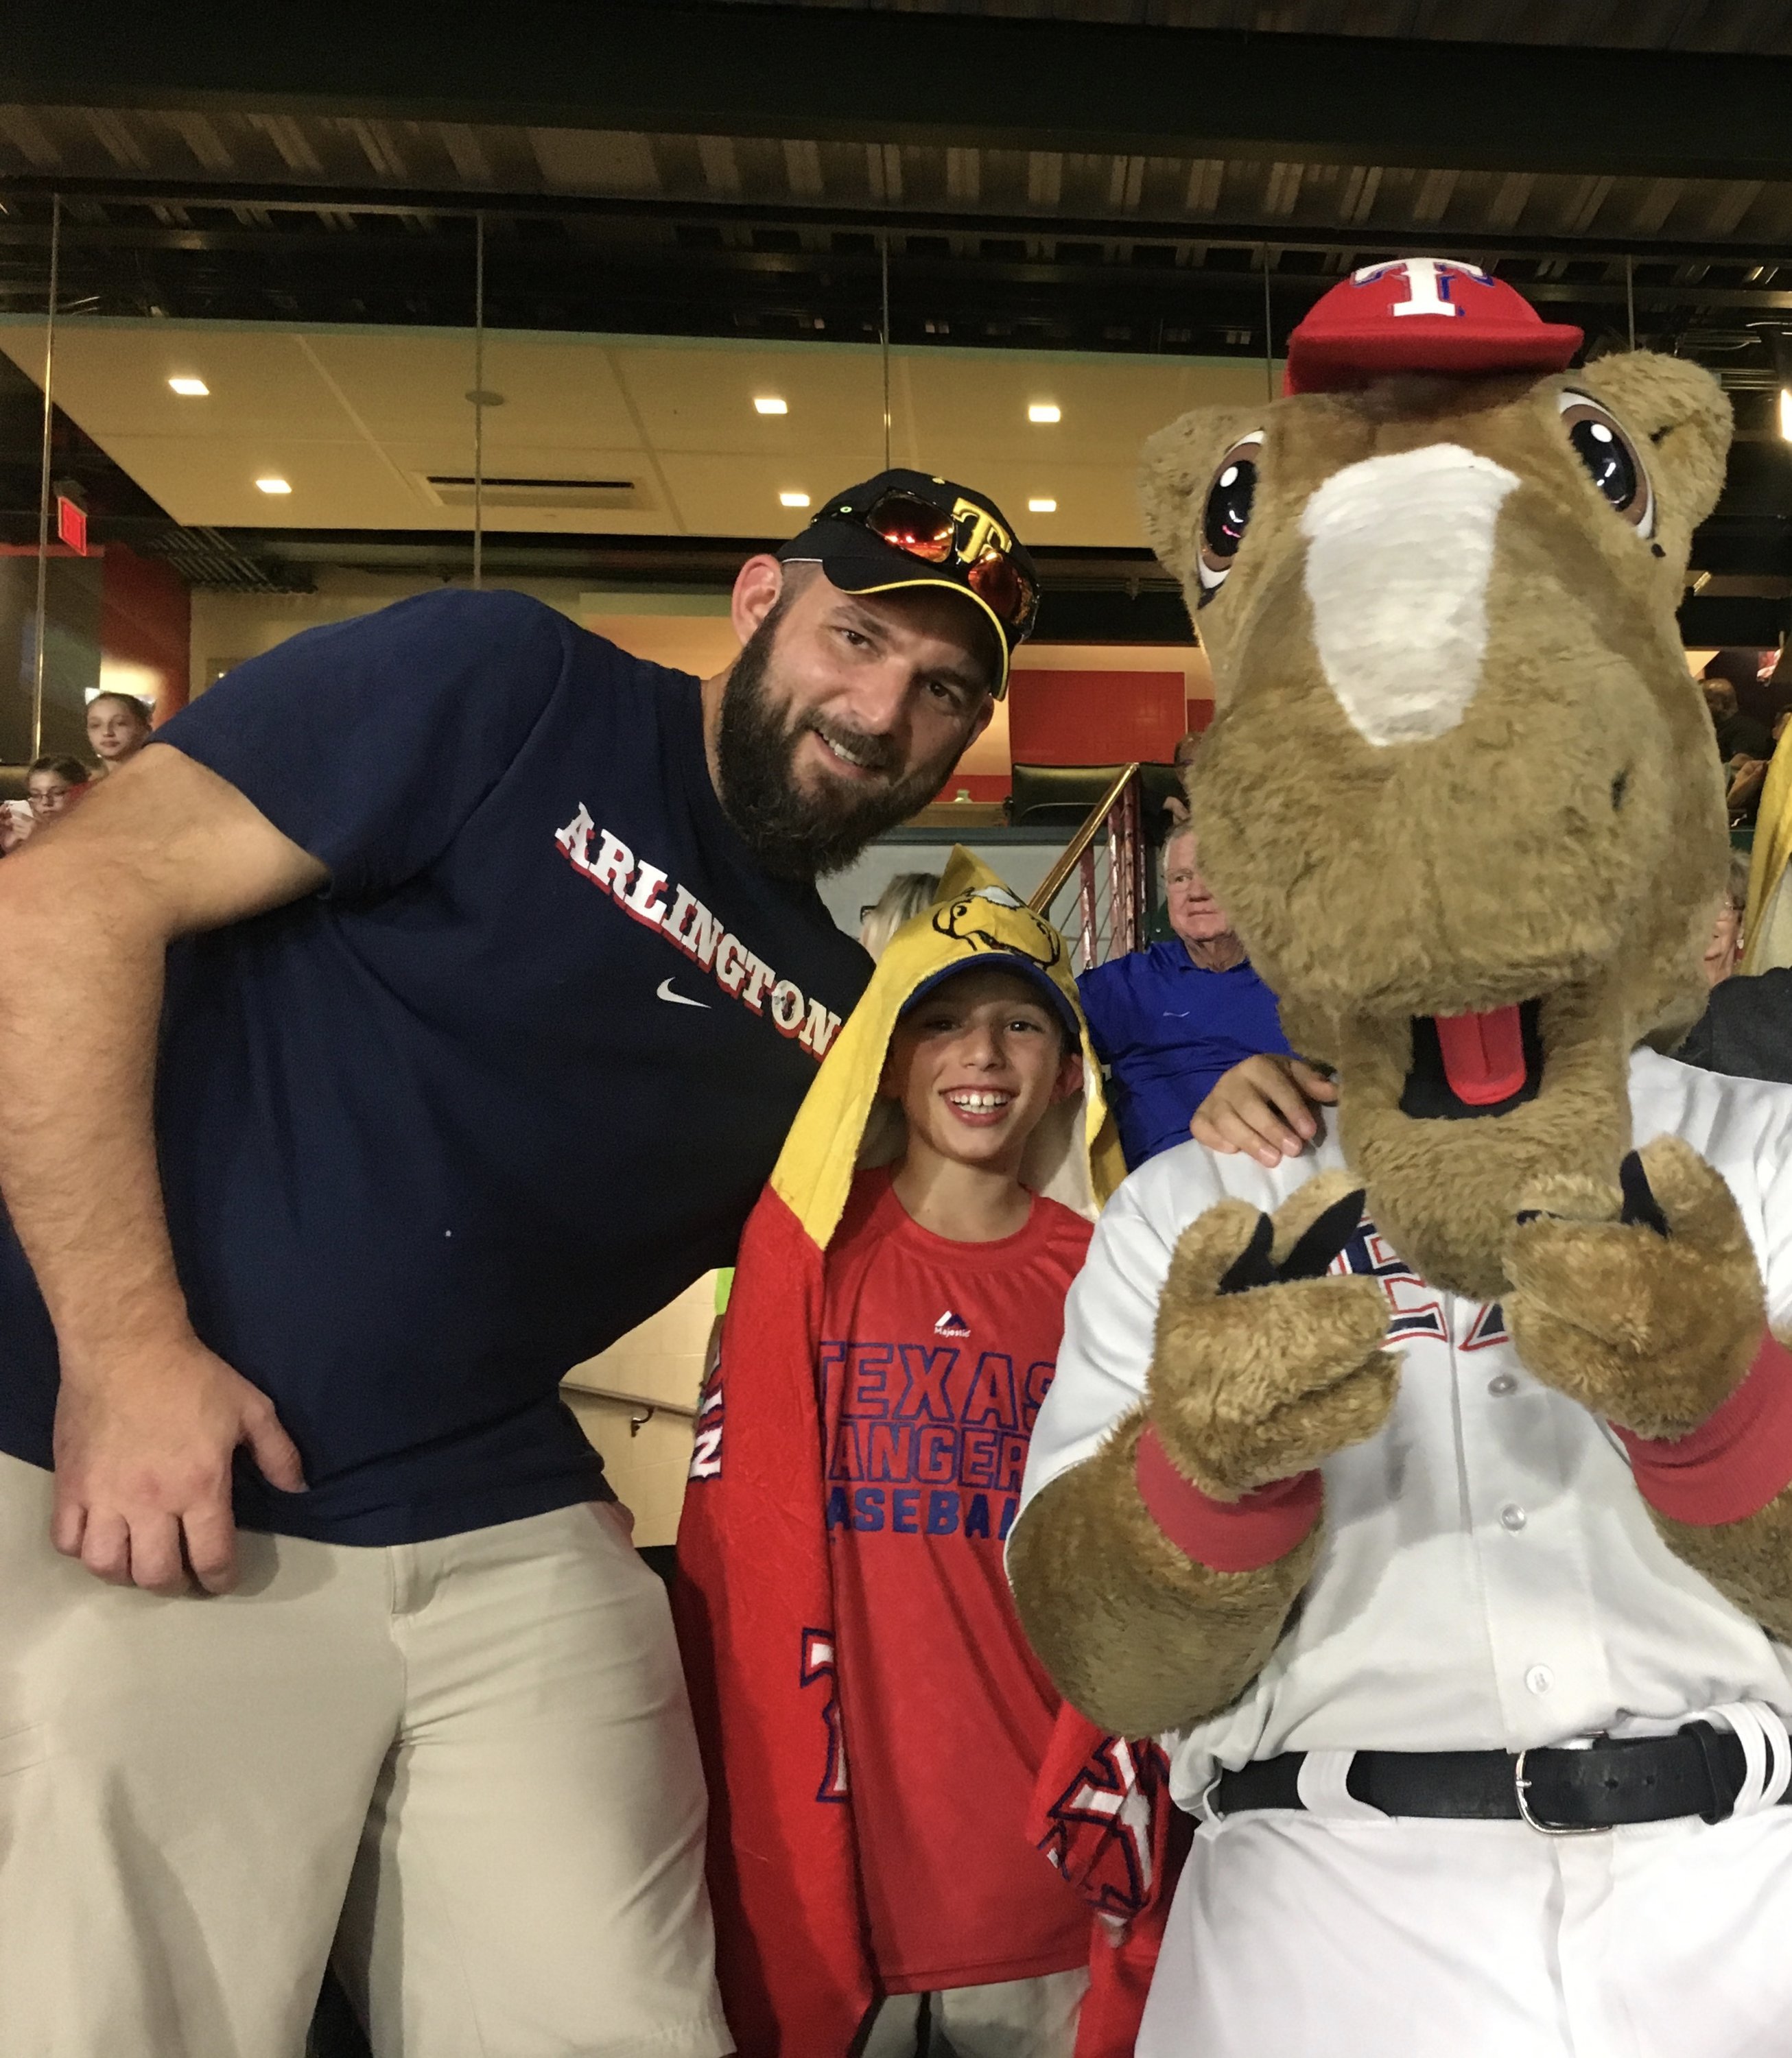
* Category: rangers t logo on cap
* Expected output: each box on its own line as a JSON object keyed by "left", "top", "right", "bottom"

{"left": 1284, "top": 255, "right": 1584, "bottom": 397}
{"left": 1351, "top": 257, "right": 1488, "bottom": 318}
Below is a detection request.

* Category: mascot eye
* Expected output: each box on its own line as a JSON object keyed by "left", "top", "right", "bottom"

{"left": 1557, "top": 391, "right": 1653, "bottom": 538}
{"left": 1197, "top": 434, "right": 1263, "bottom": 600}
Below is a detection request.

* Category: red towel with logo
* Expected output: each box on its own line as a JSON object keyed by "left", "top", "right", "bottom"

{"left": 672, "top": 851, "right": 1144, "bottom": 2053}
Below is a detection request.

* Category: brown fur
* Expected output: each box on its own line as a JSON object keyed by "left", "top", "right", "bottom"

{"left": 1503, "top": 1135, "right": 1765, "bottom": 1438}
{"left": 1007, "top": 1410, "right": 1318, "bottom": 1736}
{"left": 1149, "top": 1172, "right": 1398, "bottom": 1497}
{"left": 1652, "top": 1486, "right": 1792, "bottom": 1644}
{"left": 1144, "top": 357, "right": 1731, "bottom": 1300}
{"left": 1011, "top": 340, "right": 1792, "bottom": 1736}
{"left": 1009, "top": 1174, "right": 1391, "bottom": 1731}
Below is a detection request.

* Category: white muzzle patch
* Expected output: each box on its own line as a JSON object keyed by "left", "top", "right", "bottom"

{"left": 1298, "top": 442, "right": 1520, "bottom": 747}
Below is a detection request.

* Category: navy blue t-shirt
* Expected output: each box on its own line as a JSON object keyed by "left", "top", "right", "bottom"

{"left": 1076, "top": 941, "right": 1288, "bottom": 1168}
{"left": 0, "top": 590, "right": 871, "bottom": 1544}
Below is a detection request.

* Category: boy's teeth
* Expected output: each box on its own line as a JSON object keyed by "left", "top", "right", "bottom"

{"left": 949, "top": 1090, "right": 1011, "bottom": 1109}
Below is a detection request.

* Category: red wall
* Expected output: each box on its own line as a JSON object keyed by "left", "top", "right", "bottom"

{"left": 1006, "top": 670, "right": 1188, "bottom": 768}
{"left": 100, "top": 545, "right": 191, "bottom": 723}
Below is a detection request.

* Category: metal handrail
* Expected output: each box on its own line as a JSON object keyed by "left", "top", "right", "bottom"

{"left": 1026, "top": 762, "right": 1142, "bottom": 915}
{"left": 560, "top": 1376, "right": 698, "bottom": 1420}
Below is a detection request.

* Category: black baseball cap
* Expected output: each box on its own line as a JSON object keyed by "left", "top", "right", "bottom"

{"left": 775, "top": 468, "right": 1040, "bottom": 698}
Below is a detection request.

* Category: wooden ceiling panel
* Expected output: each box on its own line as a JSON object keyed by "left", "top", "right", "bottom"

{"left": 0, "top": 322, "right": 357, "bottom": 439}
{"left": 95, "top": 433, "right": 414, "bottom": 528}
{"left": 613, "top": 343, "right": 886, "bottom": 456}
{"left": 0, "top": 315, "right": 1280, "bottom": 542}
{"left": 299, "top": 329, "right": 509, "bottom": 440}
{"left": 461, "top": 335, "right": 644, "bottom": 444}
{"left": 897, "top": 351, "right": 1271, "bottom": 469}
{"left": 655, "top": 445, "right": 886, "bottom": 539}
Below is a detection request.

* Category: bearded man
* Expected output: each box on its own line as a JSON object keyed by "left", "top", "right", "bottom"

{"left": 0, "top": 469, "right": 1036, "bottom": 2058}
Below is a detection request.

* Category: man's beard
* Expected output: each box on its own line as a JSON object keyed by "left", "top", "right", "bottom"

{"left": 714, "top": 615, "right": 964, "bottom": 882}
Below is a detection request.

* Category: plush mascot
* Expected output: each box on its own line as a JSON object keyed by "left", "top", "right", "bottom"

{"left": 1009, "top": 259, "right": 1792, "bottom": 2058}
{"left": 674, "top": 851, "right": 1168, "bottom": 2057}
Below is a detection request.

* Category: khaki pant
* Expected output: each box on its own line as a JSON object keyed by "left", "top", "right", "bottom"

{"left": 860, "top": 1970, "right": 1087, "bottom": 2058}
{"left": 0, "top": 1452, "right": 731, "bottom": 2058}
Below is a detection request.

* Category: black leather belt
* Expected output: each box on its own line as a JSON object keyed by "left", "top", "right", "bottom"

{"left": 1210, "top": 1724, "right": 1789, "bottom": 1834}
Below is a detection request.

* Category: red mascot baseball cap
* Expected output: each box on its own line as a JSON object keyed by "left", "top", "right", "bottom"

{"left": 1282, "top": 257, "right": 1583, "bottom": 397}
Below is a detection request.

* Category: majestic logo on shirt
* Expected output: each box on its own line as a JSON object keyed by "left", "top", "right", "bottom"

{"left": 1329, "top": 1213, "right": 1509, "bottom": 1349}
{"left": 934, "top": 1308, "right": 971, "bottom": 1338}
{"left": 932, "top": 882, "right": 1063, "bottom": 971}
{"left": 554, "top": 807, "right": 843, "bottom": 1061}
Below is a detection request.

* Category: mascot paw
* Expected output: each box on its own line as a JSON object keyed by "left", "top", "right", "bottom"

{"left": 1504, "top": 1137, "right": 1765, "bottom": 1439}
{"left": 1148, "top": 1171, "right": 1399, "bottom": 1499}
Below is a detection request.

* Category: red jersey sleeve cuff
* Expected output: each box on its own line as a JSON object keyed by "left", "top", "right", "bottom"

{"left": 1614, "top": 1331, "right": 1792, "bottom": 1528}
{"left": 1134, "top": 1424, "right": 1321, "bottom": 1572}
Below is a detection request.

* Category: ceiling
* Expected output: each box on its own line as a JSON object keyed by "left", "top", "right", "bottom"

{"left": 1, "top": 0, "right": 1789, "bottom": 641}
{"left": 8, "top": 3, "right": 1792, "bottom": 364}
{"left": 688, "top": 1, "right": 1792, "bottom": 49}
{"left": 0, "top": 315, "right": 1270, "bottom": 543}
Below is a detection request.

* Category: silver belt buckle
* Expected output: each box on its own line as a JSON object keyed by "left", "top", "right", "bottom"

{"left": 1513, "top": 1745, "right": 1612, "bottom": 1836}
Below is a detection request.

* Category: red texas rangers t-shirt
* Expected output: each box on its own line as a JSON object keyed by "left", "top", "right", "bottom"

{"left": 820, "top": 1167, "right": 1094, "bottom": 1994}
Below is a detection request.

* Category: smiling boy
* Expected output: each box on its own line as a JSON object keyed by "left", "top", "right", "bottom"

{"left": 675, "top": 864, "right": 1120, "bottom": 2058}
{"left": 825, "top": 960, "right": 1096, "bottom": 2055}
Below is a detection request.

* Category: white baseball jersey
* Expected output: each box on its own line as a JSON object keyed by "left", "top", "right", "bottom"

{"left": 1021, "top": 1047, "right": 1792, "bottom": 1808}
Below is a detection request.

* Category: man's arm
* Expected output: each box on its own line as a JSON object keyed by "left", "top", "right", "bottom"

{"left": 0, "top": 745, "right": 328, "bottom": 1594}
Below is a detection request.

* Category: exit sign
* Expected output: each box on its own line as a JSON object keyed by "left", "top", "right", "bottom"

{"left": 56, "top": 493, "right": 89, "bottom": 556}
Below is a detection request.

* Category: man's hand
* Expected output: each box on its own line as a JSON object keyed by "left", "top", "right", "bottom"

{"left": 0, "top": 749, "right": 327, "bottom": 1594}
{"left": 1727, "top": 757, "right": 1769, "bottom": 811}
{"left": 1190, "top": 1054, "right": 1338, "bottom": 1167}
{"left": 51, "top": 1339, "right": 305, "bottom": 1594}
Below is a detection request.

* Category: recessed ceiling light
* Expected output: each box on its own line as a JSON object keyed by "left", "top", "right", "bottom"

{"left": 754, "top": 397, "right": 788, "bottom": 415}
{"left": 1028, "top": 498, "right": 1057, "bottom": 514}
{"left": 1028, "top": 403, "right": 1061, "bottom": 423}
{"left": 255, "top": 476, "right": 292, "bottom": 495}
{"left": 167, "top": 376, "right": 209, "bottom": 397}
{"left": 779, "top": 490, "right": 810, "bottom": 508}
{"left": 1781, "top": 387, "right": 1792, "bottom": 443}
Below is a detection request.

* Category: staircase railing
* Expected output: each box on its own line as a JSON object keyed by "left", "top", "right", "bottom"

{"left": 1027, "top": 763, "right": 1148, "bottom": 975}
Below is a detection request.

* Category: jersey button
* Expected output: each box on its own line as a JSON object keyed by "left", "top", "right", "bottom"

{"left": 1487, "top": 1372, "right": 1518, "bottom": 1397}
{"left": 1500, "top": 1503, "right": 1527, "bottom": 1532}
{"left": 1524, "top": 1664, "right": 1554, "bottom": 1695}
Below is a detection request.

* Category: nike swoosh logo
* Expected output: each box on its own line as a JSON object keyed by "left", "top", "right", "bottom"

{"left": 657, "top": 977, "right": 710, "bottom": 1009}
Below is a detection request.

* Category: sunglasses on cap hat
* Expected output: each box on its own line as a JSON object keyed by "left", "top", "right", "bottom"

{"left": 778, "top": 470, "right": 1039, "bottom": 696}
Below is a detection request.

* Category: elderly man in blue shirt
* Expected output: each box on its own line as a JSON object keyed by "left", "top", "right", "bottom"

{"left": 1076, "top": 821, "right": 1289, "bottom": 1168}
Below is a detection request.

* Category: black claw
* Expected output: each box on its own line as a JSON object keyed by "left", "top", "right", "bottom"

{"left": 1218, "top": 1211, "right": 1277, "bottom": 1295}
{"left": 1618, "top": 1150, "right": 1671, "bottom": 1238}
{"left": 1280, "top": 1188, "right": 1368, "bottom": 1282}
{"left": 1512, "top": 1157, "right": 1669, "bottom": 1239}
{"left": 1217, "top": 1190, "right": 1365, "bottom": 1296}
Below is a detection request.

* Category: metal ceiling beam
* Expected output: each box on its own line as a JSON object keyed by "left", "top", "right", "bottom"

{"left": 7, "top": 183, "right": 1792, "bottom": 276}
{"left": 8, "top": 3, "right": 1792, "bottom": 185}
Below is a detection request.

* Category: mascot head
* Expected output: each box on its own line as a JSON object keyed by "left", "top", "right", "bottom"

{"left": 1142, "top": 259, "right": 1733, "bottom": 1299}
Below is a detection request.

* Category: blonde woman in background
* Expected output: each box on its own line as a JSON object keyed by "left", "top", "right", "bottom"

{"left": 858, "top": 870, "right": 942, "bottom": 960}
